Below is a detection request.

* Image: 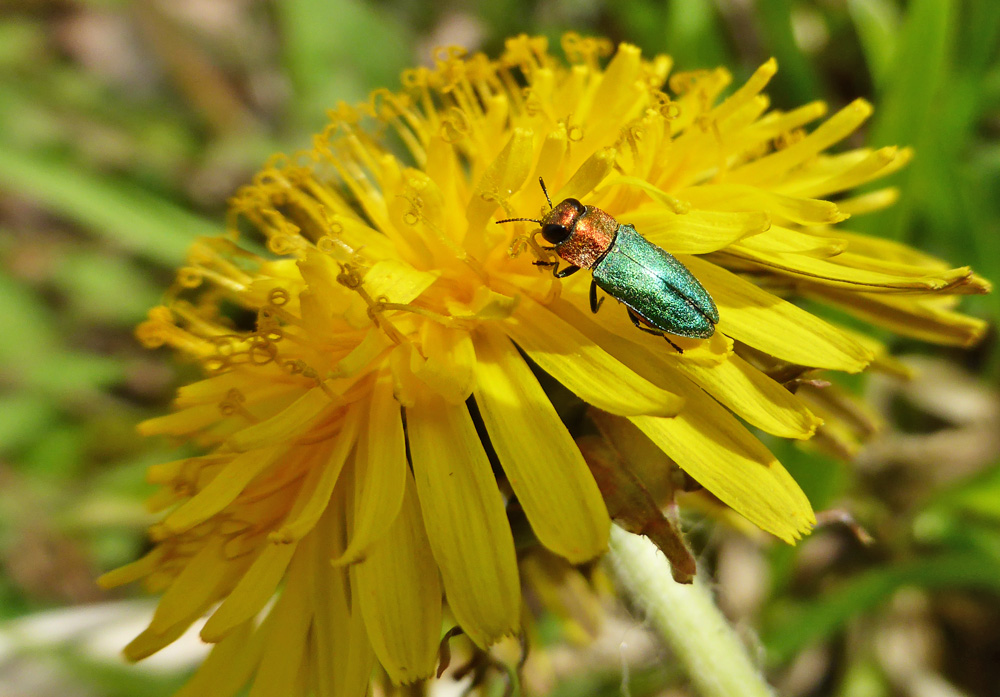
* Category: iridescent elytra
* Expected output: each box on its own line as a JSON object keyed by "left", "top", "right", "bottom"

{"left": 498, "top": 179, "right": 719, "bottom": 353}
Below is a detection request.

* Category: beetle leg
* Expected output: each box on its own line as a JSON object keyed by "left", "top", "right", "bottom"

{"left": 627, "top": 308, "right": 684, "bottom": 354}
{"left": 532, "top": 260, "right": 580, "bottom": 278}
{"left": 589, "top": 280, "right": 606, "bottom": 314}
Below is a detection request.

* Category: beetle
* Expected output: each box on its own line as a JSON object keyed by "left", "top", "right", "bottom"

{"left": 497, "top": 178, "right": 718, "bottom": 353}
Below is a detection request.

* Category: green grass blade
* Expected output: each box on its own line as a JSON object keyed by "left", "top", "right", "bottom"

{"left": 275, "top": 0, "right": 414, "bottom": 128}
{"left": 862, "top": 0, "right": 955, "bottom": 241}
{"left": 763, "top": 553, "right": 1000, "bottom": 664}
{"left": 0, "top": 149, "right": 214, "bottom": 266}
{"left": 847, "top": 0, "right": 901, "bottom": 87}
{"left": 756, "top": 0, "right": 824, "bottom": 103}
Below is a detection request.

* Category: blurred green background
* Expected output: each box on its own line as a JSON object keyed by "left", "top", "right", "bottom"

{"left": 0, "top": 1, "right": 998, "bottom": 696}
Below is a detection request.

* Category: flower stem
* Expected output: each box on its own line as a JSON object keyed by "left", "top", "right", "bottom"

{"left": 607, "top": 526, "right": 775, "bottom": 697}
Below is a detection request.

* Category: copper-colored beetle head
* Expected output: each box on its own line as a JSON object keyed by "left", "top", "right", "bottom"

{"left": 539, "top": 198, "right": 586, "bottom": 245}
{"left": 495, "top": 178, "right": 620, "bottom": 269}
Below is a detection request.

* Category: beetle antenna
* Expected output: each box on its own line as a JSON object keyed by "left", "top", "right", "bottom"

{"left": 495, "top": 217, "right": 541, "bottom": 225}
{"left": 538, "top": 177, "right": 553, "bottom": 209}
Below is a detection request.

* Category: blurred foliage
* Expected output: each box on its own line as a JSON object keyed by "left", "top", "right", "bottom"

{"left": 0, "top": 1, "right": 997, "bottom": 696}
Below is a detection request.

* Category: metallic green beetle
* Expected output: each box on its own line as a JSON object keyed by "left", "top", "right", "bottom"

{"left": 498, "top": 179, "right": 719, "bottom": 352}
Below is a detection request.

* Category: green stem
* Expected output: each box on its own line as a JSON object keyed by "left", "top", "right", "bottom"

{"left": 607, "top": 526, "right": 775, "bottom": 697}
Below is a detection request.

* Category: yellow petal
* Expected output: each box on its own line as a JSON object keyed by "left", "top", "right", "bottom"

{"left": 789, "top": 146, "right": 913, "bottom": 199}
{"left": 628, "top": 207, "right": 769, "bottom": 254}
{"left": 143, "top": 537, "right": 241, "bottom": 643}
{"left": 683, "top": 256, "right": 873, "bottom": 372}
{"left": 269, "top": 410, "right": 360, "bottom": 543}
{"left": 138, "top": 403, "right": 222, "bottom": 437}
{"left": 163, "top": 445, "right": 284, "bottom": 535}
{"left": 124, "top": 617, "right": 199, "bottom": 663}
{"left": 631, "top": 406, "right": 815, "bottom": 543}
{"left": 723, "top": 246, "right": 974, "bottom": 293}
{"left": 729, "top": 99, "right": 873, "bottom": 184}
{"left": 710, "top": 58, "right": 777, "bottom": 123}
{"left": 473, "top": 326, "right": 610, "bottom": 562}
{"left": 584, "top": 43, "right": 642, "bottom": 126}
{"left": 334, "top": 373, "right": 407, "bottom": 565}
{"left": 362, "top": 258, "right": 440, "bottom": 304}
{"left": 201, "top": 542, "right": 298, "bottom": 642}
{"left": 306, "top": 501, "right": 365, "bottom": 697}
{"left": 533, "top": 124, "right": 569, "bottom": 192}
{"left": 804, "top": 286, "right": 989, "bottom": 347}
{"left": 503, "top": 296, "right": 684, "bottom": 417}
{"left": 411, "top": 323, "right": 477, "bottom": 404}
{"left": 535, "top": 299, "right": 814, "bottom": 541}
{"left": 352, "top": 469, "right": 443, "bottom": 684}
{"left": 681, "top": 184, "right": 847, "bottom": 226}
{"left": 834, "top": 228, "right": 951, "bottom": 269}
{"left": 407, "top": 393, "right": 520, "bottom": 647}
{"left": 247, "top": 549, "right": 313, "bottom": 697}
{"left": 555, "top": 147, "right": 617, "bottom": 202}
{"left": 673, "top": 354, "right": 822, "bottom": 439}
{"left": 227, "top": 387, "right": 337, "bottom": 452}
{"left": 467, "top": 127, "right": 534, "bottom": 248}
{"left": 727, "top": 224, "right": 846, "bottom": 257}
{"left": 175, "top": 620, "right": 265, "bottom": 697}
{"left": 97, "top": 548, "right": 164, "bottom": 589}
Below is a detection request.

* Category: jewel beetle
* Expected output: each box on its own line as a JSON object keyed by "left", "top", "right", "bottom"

{"left": 498, "top": 179, "right": 719, "bottom": 353}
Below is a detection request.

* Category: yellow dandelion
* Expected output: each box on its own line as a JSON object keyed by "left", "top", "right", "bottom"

{"left": 101, "top": 33, "right": 989, "bottom": 695}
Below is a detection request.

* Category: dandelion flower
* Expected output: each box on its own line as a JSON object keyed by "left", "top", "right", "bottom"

{"left": 101, "top": 34, "right": 989, "bottom": 695}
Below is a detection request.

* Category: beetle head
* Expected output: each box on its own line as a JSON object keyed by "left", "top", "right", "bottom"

{"left": 539, "top": 199, "right": 586, "bottom": 244}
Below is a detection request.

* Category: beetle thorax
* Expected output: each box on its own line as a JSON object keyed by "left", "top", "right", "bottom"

{"left": 544, "top": 203, "right": 618, "bottom": 269}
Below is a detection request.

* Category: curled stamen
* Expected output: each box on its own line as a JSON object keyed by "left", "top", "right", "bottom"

{"left": 247, "top": 340, "right": 277, "bottom": 366}
{"left": 335, "top": 263, "right": 364, "bottom": 289}
{"left": 177, "top": 268, "right": 203, "bottom": 289}
{"left": 219, "top": 389, "right": 260, "bottom": 423}
{"left": 268, "top": 288, "right": 290, "bottom": 306}
{"left": 507, "top": 228, "right": 556, "bottom": 264}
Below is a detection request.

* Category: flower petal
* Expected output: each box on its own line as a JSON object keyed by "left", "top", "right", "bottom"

{"left": 538, "top": 298, "right": 814, "bottom": 541}
{"left": 631, "top": 403, "right": 815, "bottom": 542}
{"left": 467, "top": 127, "right": 534, "bottom": 246}
{"left": 352, "top": 469, "right": 443, "bottom": 684}
{"left": 672, "top": 354, "right": 822, "bottom": 439}
{"left": 201, "top": 542, "right": 298, "bottom": 642}
{"left": 729, "top": 99, "right": 873, "bottom": 185}
{"left": 268, "top": 410, "right": 360, "bottom": 543}
{"left": 362, "top": 258, "right": 440, "bottom": 304}
{"left": 247, "top": 548, "right": 314, "bottom": 697}
{"left": 407, "top": 393, "right": 520, "bottom": 647}
{"left": 227, "top": 387, "right": 339, "bottom": 452}
{"left": 556, "top": 147, "right": 617, "bottom": 202}
{"left": 333, "top": 373, "right": 407, "bottom": 565}
{"left": 307, "top": 501, "right": 375, "bottom": 697}
{"left": 681, "top": 185, "right": 847, "bottom": 226}
{"left": 804, "top": 286, "right": 989, "bottom": 347}
{"left": 162, "top": 445, "right": 284, "bottom": 535}
{"left": 473, "top": 326, "right": 610, "bottom": 562}
{"left": 504, "top": 295, "right": 684, "bottom": 417}
{"left": 628, "top": 206, "right": 770, "bottom": 254}
{"left": 736, "top": 225, "right": 847, "bottom": 257}
{"left": 174, "top": 620, "right": 265, "bottom": 697}
{"left": 788, "top": 146, "right": 913, "bottom": 199}
{"left": 142, "top": 536, "right": 240, "bottom": 647}
{"left": 411, "top": 324, "right": 477, "bottom": 404}
{"left": 683, "top": 256, "right": 873, "bottom": 372}
{"left": 722, "top": 246, "right": 974, "bottom": 293}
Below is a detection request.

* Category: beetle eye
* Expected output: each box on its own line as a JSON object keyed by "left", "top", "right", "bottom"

{"left": 541, "top": 223, "right": 571, "bottom": 244}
